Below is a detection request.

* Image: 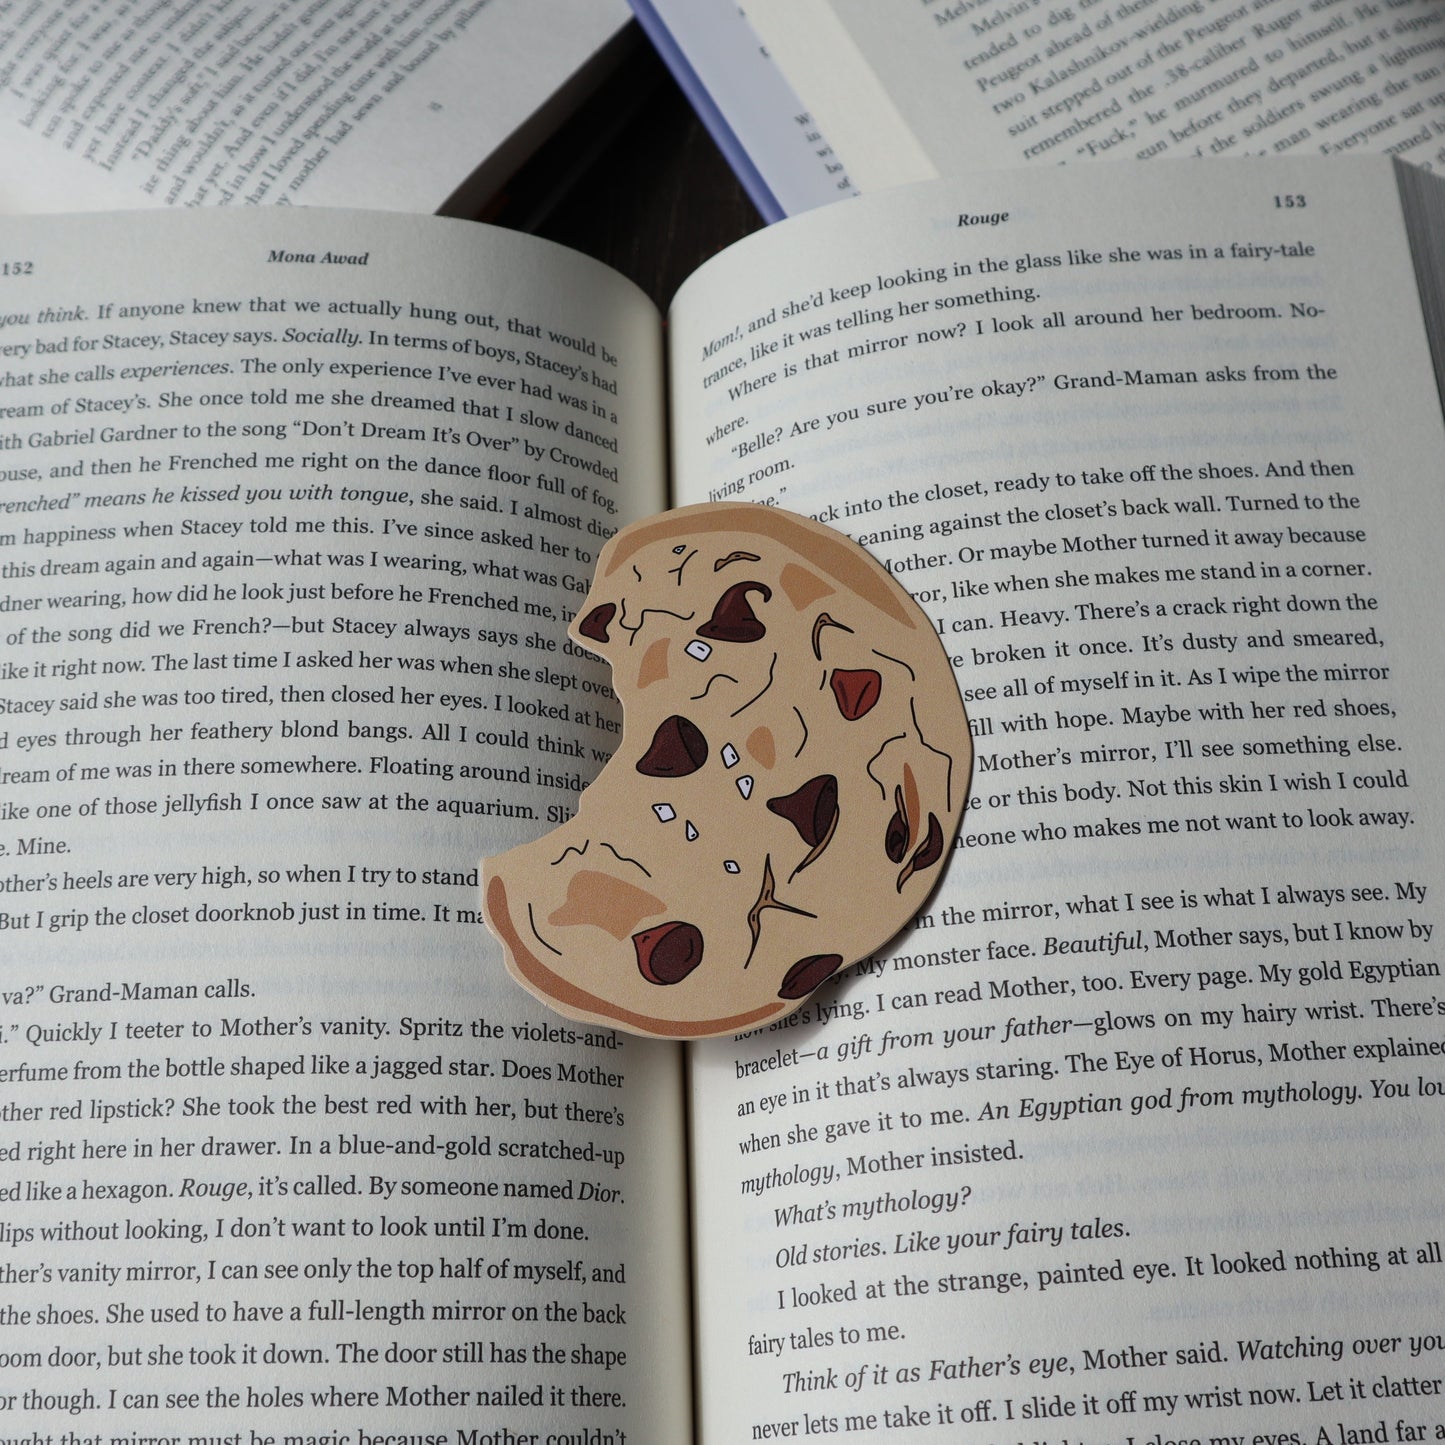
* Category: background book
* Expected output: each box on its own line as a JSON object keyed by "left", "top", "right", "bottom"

{"left": 639, "top": 0, "right": 1445, "bottom": 212}
{"left": 0, "top": 0, "right": 634, "bottom": 216}
{"left": 626, "top": 0, "right": 858, "bottom": 219}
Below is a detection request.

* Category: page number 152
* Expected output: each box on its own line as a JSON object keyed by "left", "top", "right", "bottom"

{"left": 1274, "top": 194, "right": 1306, "bottom": 208}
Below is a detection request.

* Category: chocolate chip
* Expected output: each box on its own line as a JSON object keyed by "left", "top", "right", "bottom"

{"left": 768, "top": 775, "right": 840, "bottom": 882}
{"left": 896, "top": 812, "right": 945, "bottom": 892}
{"left": 884, "top": 805, "right": 909, "bottom": 864}
{"left": 911, "top": 813, "right": 944, "bottom": 871}
{"left": 778, "top": 953, "right": 843, "bottom": 1000}
{"left": 696, "top": 581, "right": 771, "bottom": 643}
{"left": 636, "top": 715, "right": 709, "bottom": 777}
{"left": 578, "top": 602, "right": 615, "bottom": 643}
{"left": 829, "top": 667, "right": 881, "bottom": 720}
{"left": 767, "top": 775, "right": 838, "bottom": 848}
{"left": 633, "top": 921, "right": 704, "bottom": 985}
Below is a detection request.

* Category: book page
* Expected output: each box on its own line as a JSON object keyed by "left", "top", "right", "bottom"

{"left": 744, "top": 0, "right": 1445, "bottom": 192}
{"left": 0, "top": 0, "right": 631, "bottom": 216}
{"left": 0, "top": 207, "right": 691, "bottom": 1436}
{"left": 667, "top": 157, "right": 1445, "bottom": 1439}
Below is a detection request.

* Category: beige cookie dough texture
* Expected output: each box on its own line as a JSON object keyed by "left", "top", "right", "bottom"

{"left": 483, "top": 502, "right": 971, "bottom": 1039}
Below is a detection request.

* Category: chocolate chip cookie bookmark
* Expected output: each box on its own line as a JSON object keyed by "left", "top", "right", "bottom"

{"left": 481, "top": 502, "right": 972, "bottom": 1040}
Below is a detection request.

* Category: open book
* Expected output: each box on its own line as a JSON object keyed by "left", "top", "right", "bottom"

{"left": 648, "top": 0, "right": 1445, "bottom": 210}
{"left": 3, "top": 155, "right": 1444, "bottom": 1438}
{"left": 0, "top": 0, "right": 633, "bottom": 216}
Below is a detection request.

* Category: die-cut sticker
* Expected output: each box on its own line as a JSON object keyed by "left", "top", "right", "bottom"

{"left": 482, "top": 502, "right": 971, "bottom": 1039}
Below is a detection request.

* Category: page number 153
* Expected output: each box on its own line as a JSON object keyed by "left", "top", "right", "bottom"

{"left": 1274, "top": 194, "right": 1306, "bottom": 208}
